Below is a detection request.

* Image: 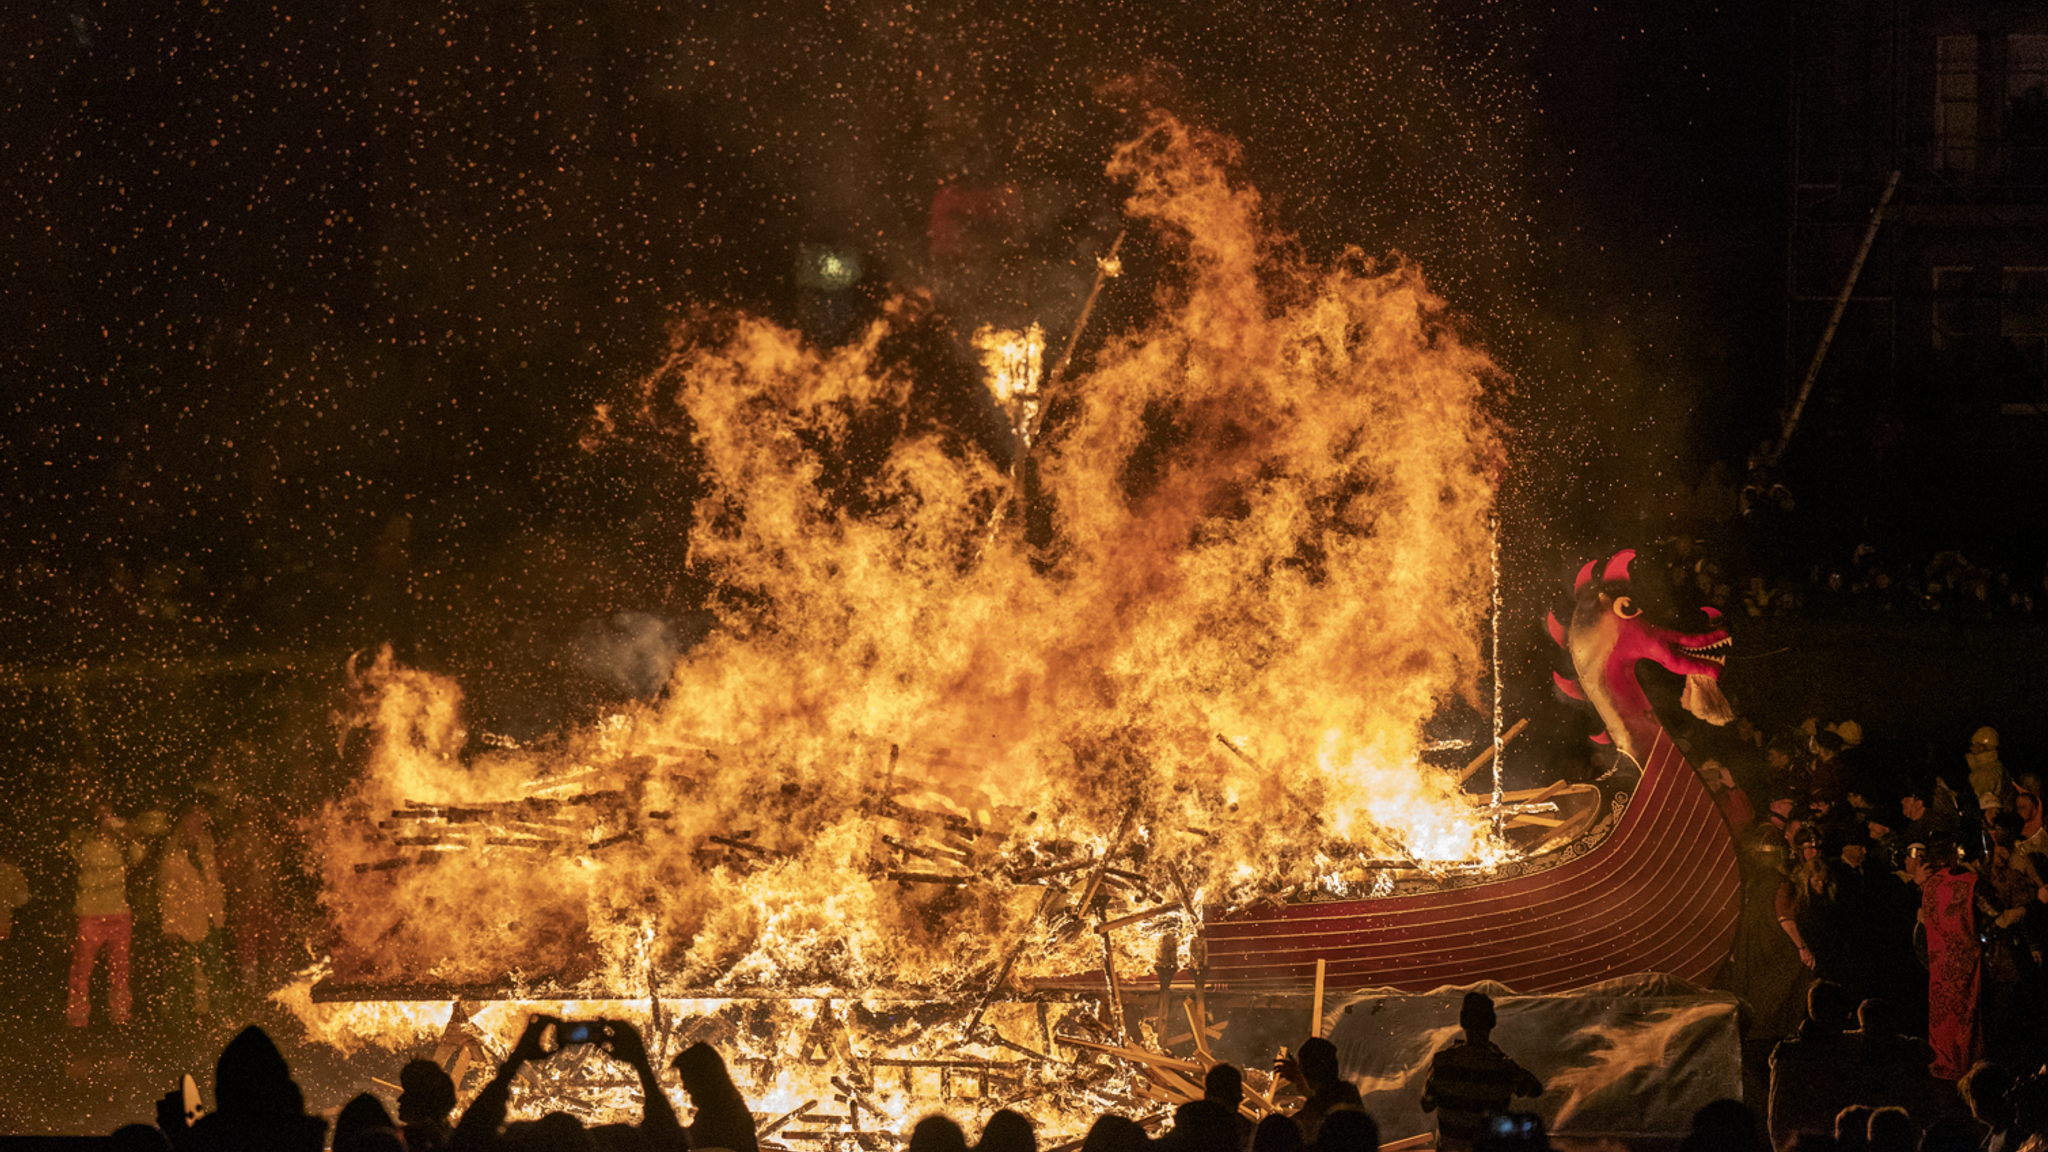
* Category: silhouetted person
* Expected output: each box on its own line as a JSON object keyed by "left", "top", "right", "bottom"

{"left": 1205, "top": 1064, "right": 1256, "bottom": 1152}
{"left": 1421, "top": 993, "right": 1542, "bottom": 1152}
{"left": 1849, "top": 1000, "right": 1943, "bottom": 1121}
{"left": 1917, "top": 1117, "right": 1981, "bottom": 1152}
{"left": 398, "top": 1058, "right": 459, "bottom": 1152}
{"left": 2008, "top": 1068, "right": 2048, "bottom": 1144}
{"left": 587, "top": 1123, "right": 647, "bottom": 1152}
{"left": 909, "top": 1117, "right": 970, "bottom": 1152}
{"left": 672, "top": 1041, "right": 755, "bottom": 1152}
{"left": 1956, "top": 1063, "right": 2016, "bottom": 1152}
{"left": 500, "top": 1111, "right": 595, "bottom": 1152}
{"left": 1251, "top": 1115, "right": 1304, "bottom": 1152}
{"left": 1681, "top": 1099, "right": 1764, "bottom": 1152}
{"left": 1311, "top": 1109, "right": 1378, "bottom": 1152}
{"left": 1835, "top": 1106, "right": 1875, "bottom": 1152}
{"left": 454, "top": 1018, "right": 680, "bottom": 1152}
{"left": 1770, "top": 981, "right": 1862, "bottom": 1148}
{"left": 335, "top": 1093, "right": 404, "bottom": 1152}
{"left": 1080, "top": 1115, "right": 1152, "bottom": 1152}
{"left": 1866, "top": 1108, "right": 1916, "bottom": 1152}
{"left": 976, "top": 1110, "right": 1036, "bottom": 1152}
{"left": 183, "top": 1025, "right": 326, "bottom": 1152}
{"left": 1161, "top": 1064, "right": 1252, "bottom": 1152}
{"left": 1275, "top": 1037, "right": 1362, "bottom": 1145}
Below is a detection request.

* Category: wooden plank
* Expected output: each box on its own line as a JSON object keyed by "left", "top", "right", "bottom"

{"left": 1052, "top": 1034, "right": 1205, "bottom": 1074}
{"left": 1101, "top": 902, "right": 1181, "bottom": 932}
{"left": 1311, "top": 959, "right": 1326, "bottom": 1039}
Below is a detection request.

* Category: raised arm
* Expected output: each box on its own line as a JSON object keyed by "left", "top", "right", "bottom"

{"left": 452, "top": 1015, "right": 553, "bottom": 1152}
{"left": 603, "top": 1021, "right": 684, "bottom": 1152}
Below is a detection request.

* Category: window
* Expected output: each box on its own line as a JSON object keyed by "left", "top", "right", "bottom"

{"left": 1937, "top": 35, "right": 1979, "bottom": 173}
{"left": 2010, "top": 35, "right": 2048, "bottom": 183}
{"left": 1932, "top": 266, "right": 1975, "bottom": 351}
{"left": 2001, "top": 267, "right": 2048, "bottom": 389}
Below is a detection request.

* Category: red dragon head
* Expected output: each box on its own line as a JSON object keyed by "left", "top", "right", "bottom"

{"left": 1547, "top": 549, "right": 1733, "bottom": 769}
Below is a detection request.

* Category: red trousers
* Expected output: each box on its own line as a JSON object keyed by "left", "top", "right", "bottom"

{"left": 67, "top": 913, "right": 132, "bottom": 1027}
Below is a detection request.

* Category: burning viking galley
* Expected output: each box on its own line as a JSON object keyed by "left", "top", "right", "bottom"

{"left": 288, "top": 112, "right": 1748, "bottom": 1139}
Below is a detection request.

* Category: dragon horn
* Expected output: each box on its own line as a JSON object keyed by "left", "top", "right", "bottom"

{"left": 1574, "top": 559, "right": 1598, "bottom": 593}
{"left": 1589, "top": 731, "right": 1612, "bottom": 745}
{"left": 1553, "top": 671, "right": 1586, "bottom": 701}
{"left": 1601, "top": 549, "right": 1637, "bottom": 585}
{"left": 1546, "top": 610, "right": 1566, "bottom": 648}
{"left": 1701, "top": 605, "right": 1723, "bottom": 621}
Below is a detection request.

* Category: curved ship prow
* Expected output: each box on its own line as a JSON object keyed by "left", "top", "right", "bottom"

{"left": 1198, "top": 550, "right": 1744, "bottom": 994}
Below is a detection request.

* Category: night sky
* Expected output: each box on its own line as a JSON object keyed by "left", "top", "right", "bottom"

{"left": 2, "top": 0, "right": 1794, "bottom": 797}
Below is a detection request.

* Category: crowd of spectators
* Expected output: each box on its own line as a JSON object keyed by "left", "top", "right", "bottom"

{"left": 75, "top": 1003, "right": 2048, "bottom": 1152}
{"left": 1650, "top": 536, "right": 2047, "bottom": 623}
{"left": 1700, "top": 714, "right": 2046, "bottom": 1078}
{"left": 1682, "top": 703, "right": 2048, "bottom": 1152}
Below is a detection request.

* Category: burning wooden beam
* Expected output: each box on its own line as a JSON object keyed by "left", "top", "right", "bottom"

{"left": 880, "top": 834, "right": 974, "bottom": 868}
{"left": 1098, "top": 902, "right": 1182, "bottom": 932}
{"left": 885, "top": 871, "right": 975, "bottom": 886}
{"left": 759, "top": 1101, "right": 819, "bottom": 1138}
{"left": 1012, "top": 857, "right": 1093, "bottom": 883}
{"left": 709, "top": 834, "right": 787, "bottom": 859}
{"left": 1052, "top": 1034, "right": 1204, "bottom": 1074}
{"left": 1453, "top": 718, "right": 1529, "bottom": 786}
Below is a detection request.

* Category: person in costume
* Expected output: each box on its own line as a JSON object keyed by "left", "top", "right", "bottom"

{"left": 67, "top": 798, "right": 145, "bottom": 1028}
{"left": 1966, "top": 728, "right": 2013, "bottom": 812}
{"left": 157, "top": 802, "right": 227, "bottom": 1023}
{"left": 1726, "top": 825, "right": 1817, "bottom": 1041}
{"left": 1916, "top": 841, "right": 1984, "bottom": 1079}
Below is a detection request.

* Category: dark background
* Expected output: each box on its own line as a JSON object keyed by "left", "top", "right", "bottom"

{"left": 0, "top": 0, "right": 1811, "bottom": 782}
{"left": 6, "top": 0, "right": 2041, "bottom": 830}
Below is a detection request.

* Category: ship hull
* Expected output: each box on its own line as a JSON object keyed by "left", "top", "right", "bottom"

{"left": 1200, "top": 730, "right": 1740, "bottom": 992}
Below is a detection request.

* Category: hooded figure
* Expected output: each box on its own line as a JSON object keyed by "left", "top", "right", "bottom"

{"left": 333, "top": 1094, "right": 404, "bottom": 1152}
{"left": 186, "top": 1026, "right": 327, "bottom": 1152}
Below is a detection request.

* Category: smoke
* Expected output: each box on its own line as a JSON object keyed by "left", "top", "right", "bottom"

{"left": 569, "top": 611, "right": 714, "bottom": 699}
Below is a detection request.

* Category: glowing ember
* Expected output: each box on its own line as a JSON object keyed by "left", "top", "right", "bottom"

{"left": 287, "top": 108, "right": 1505, "bottom": 1134}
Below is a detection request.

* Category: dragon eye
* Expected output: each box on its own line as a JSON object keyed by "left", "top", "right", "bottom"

{"left": 1611, "top": 596, "right": 1642, "bottom": 619}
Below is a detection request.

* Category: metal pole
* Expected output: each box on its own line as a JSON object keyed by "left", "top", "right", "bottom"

{"left": 1774, "top": 170, "right": 1901, "bottom": 465}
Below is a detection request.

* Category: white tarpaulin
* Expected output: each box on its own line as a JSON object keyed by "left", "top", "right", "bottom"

{"left": 1211, "top": 973, "right": 1745, "bottom": 1142}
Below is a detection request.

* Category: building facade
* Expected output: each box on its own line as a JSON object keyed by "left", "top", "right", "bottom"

{"left": 1785, "top": 0, "right": 2047, "bottom": 538}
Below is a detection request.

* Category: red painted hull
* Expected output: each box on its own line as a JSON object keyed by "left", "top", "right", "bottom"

{"left": 1200, "top": 730, "right": 1739, "bottom": 992}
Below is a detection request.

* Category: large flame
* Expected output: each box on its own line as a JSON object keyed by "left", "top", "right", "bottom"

{"left": 294, "top": 109, "right": 1504, "bottom": 1128}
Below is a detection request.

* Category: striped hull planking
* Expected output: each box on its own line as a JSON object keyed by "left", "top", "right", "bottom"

{"left": 1199, "top": 728, "right": 1739, "bottom": 992}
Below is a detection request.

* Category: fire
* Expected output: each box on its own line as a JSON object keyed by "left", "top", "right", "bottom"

{"left": 287, "top": 109, "right": 1505, "bottom": 1133}
{"left": 973, "top": 322, "right": 1046, "bottom": 439}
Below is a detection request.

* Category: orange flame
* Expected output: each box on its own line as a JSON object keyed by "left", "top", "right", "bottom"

{"left": 297, "top": 109, "right": 1504, "bottom": 1129}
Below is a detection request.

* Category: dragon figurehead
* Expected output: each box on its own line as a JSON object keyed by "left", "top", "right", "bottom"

{"left": 1547, "top": 549, "right": 1734, "bottom": 770}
